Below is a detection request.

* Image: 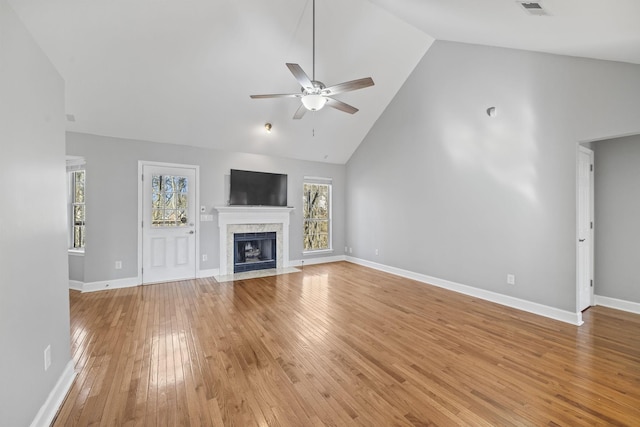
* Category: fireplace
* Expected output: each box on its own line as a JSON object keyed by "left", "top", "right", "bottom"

{"left": 215, "top": 206, "right": 294, "bottom": 276}
{"left": 233, "top": 232, "right": 276, "bottom": 273}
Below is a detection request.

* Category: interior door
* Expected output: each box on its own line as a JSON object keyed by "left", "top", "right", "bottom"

{"left": 577, "top": 147, "right": 594, "bottom": 311}
{"left": 142, "top": 164, "right": 197, "bottom": 284}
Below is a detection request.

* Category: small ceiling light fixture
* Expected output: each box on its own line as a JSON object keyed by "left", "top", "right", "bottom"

{"left": 264, "top": 122, "right": 272, "bottom": 133}
{"left": 486, "top": 106, "right": 497, "bottom": 118}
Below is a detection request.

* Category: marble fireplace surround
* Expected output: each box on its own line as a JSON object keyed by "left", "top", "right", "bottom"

{"left": 215, "top": 206, "right": 294, "bottom": 276}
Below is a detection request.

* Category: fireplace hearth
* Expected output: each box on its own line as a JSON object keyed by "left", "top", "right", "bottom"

{"left": 233, "top": 232, "right": 276, "bottom": 273}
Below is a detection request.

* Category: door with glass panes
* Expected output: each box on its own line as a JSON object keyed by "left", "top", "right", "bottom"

{"left": 142, "top": 163, "right": 197, "bottom": 284}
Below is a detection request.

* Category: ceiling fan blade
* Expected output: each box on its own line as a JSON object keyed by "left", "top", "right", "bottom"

{"left": 250, "top": 93, "right": 300, "bottom": 99}
{"left": 293, "top": 104, "right": 307, "bottom": 120}
{"left": 323, "top": 77, "right": 374, "bottom": 95}
{"left": 286, "top": 63, "right": 314, "bottom": 91}
{"left": 326, "top": 97, "right": 359, "bottom": 114}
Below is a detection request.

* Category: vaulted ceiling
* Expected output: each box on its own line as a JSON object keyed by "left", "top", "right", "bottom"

{"left": 9, "top": 0, "right": 640, "bottom": 164}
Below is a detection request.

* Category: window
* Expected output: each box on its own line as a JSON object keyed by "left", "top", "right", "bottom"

{"left": 69, "top": 168, "right": 86, "bottom": 249}
{"left": 303, "top": 179, "right": 332, "bottom": 252}
{"left": 151, "top": 174, "right": 189, "bottom": 227}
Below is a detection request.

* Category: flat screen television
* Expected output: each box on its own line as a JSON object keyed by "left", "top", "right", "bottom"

{"left": 229, "top": 169, "right": 288, "bottom": 206}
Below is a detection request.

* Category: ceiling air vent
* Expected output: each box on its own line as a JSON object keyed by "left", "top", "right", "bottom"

{"left": 517, "top": 1, "right": 550, "bottom": 16}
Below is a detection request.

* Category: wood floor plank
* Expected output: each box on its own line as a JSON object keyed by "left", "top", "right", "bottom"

{"left": 53, "top": 262, "right": 640, "bottom": 426}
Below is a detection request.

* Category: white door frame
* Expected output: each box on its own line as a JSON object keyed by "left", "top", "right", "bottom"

{"left": 576, "top": 145, "right": 594, "bottom": 314}
{"left": 137, "top": 161, "right": 200, "bottom": 284}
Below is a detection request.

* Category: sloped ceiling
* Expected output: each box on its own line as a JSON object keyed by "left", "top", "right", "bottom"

{"left": 8, "top": 0, "right": 640, "bottom": 164}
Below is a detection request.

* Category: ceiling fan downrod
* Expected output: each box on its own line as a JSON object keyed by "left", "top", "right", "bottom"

{"left": 249, "top": 0, "right": 375, "bottom": 119}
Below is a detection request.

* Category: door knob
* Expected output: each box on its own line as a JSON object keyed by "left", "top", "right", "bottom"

{"left": 188, "top": 230, "right": 195, "bottom": 234}
{"left": 579, "top": 238, "right": 585, "bottom": 242}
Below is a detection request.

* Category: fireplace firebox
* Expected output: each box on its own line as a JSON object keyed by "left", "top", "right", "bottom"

{"left": 233, "top": 232, "right": 277, "bottom": 273}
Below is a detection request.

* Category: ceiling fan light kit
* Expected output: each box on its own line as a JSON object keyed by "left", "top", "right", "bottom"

{"left": 301, "top": 94, "right": 328, "bottom": 111}
{"left": 250, "top": 0, "right": 374, "bottom": 119}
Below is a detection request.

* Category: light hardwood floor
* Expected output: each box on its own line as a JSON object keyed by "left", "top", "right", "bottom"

{"left": 54, "top": 262, "right": 640, "bottom": 426}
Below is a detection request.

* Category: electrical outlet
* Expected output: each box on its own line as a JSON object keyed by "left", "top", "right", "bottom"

{"left": 44, "top": 345, "right": 51, "bottom": 371}
{"left": 115, "top": 260, "right": 122, "bottom": 270}
{"left": 349, "top": 247, "right": 353, "bottom": 254}
{"left": 375, "top": 249, "right": 379, "bottom": 256}
{"left": 507, "top": 274, "right": 516, "bottom": 285}
{"left": 202, "top": 254, "right": 208, "bottom": 262}
{"left": 344, "top": 246, "right": 348, "bottom": 253}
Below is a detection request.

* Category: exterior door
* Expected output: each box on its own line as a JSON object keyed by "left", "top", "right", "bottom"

{"left": 577, "top": 147, "right": 594, "bottom": 311}
{"left": 142, "top": 163, "right": 197, "bottom": 284}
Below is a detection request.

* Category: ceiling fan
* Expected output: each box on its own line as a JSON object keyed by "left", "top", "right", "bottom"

{"left": 250, "top": 0, "right": 374, "bottom": 120}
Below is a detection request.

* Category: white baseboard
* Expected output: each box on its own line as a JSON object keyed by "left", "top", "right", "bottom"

{"left": 82, "top": 276, "right": 140, "bottom": 293}
{"left": 346, "top": 257, "right": 583, "bottom": 326}
{"left": 197, "top": 268, "right": 219, "bottom": 278}
{"left": 595, "top": 295, "right": 640, "bottom": 314}
{"left": 68, "top": 280, "right": 83, "bottom": 292}
{"left": 290, "top": 255, "right": 346, "bottom": 267}
{"left": 30, "top": 360, "right": 76, "bottom": 427}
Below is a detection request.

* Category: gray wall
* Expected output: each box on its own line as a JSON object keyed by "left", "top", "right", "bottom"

{"left": 66, "top": 132, "right": 346, "bottom": 283}
{"left": 0, "top": 1, "right": 72, "bottom": 424}
{"left": 346, "top": 41, "right": 640, "bottom": 312}
{"left": 68, "top": 253, "right": 84, "bottom": 282}
{"left": 594, "top": 134, "right": 640, "bottom": 303}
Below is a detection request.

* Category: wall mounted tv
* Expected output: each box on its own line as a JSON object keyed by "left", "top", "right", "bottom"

{"left": 229, "top": 169, "right": 288, "bottom": 206}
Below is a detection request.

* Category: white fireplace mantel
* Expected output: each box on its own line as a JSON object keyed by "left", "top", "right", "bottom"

{"left": 215, "top": 206, "right": 294, "bottom": 276}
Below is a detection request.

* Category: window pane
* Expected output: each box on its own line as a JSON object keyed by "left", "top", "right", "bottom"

{"left": 73, "top": 226, "right": 83, "bottom": 248}
{"left": 303, "top": 182, "right": 331, "bottom": 251}
{"left": 152, "top": 209, "right": 163, "bottom": 225}
{"left": 164, "top": 176, "right": 174, "bottom": 193}
{"left": 164, "top": 192, "right": 175, "bottom": 209}
{"left": 176, "top": 194, "right": 187, "bottom": 209}
{"left": 151, "top": 174, "right": 188, "bottom": 227}
{"left": 152, "top": 175, "right": 161, "bottom": 192}
{"left": 69, "top": 169, "right": 86, "bottom": 249}
{"left": 74, "top": 171, "right": 85, "bottom": 203}
{"left": 73, "top": 205, "right": 85, "bottom": 224}
{"left": 177, "top": 177, "right": 188, "bottom": 193}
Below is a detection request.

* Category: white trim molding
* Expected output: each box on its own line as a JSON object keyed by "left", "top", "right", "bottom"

{"left": 290, "top": 255, "right": 346, "bottom": 267}
{"left": 347, "top": 257, "right": 583, "bottom": 326}
{"left": 595, "top": 295, "right": 640, "bottom": 315}
{"left": 197, "top": 268, "right": 219, "bottom": 279}
{"left": 68, "top": 280, "right": 83, "bottom": 292}
{"left": 82, "top": 276, "right": 140, "bottom": 293}
{"left": 30, "top": 360, "right": 76, "bottom": 427}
